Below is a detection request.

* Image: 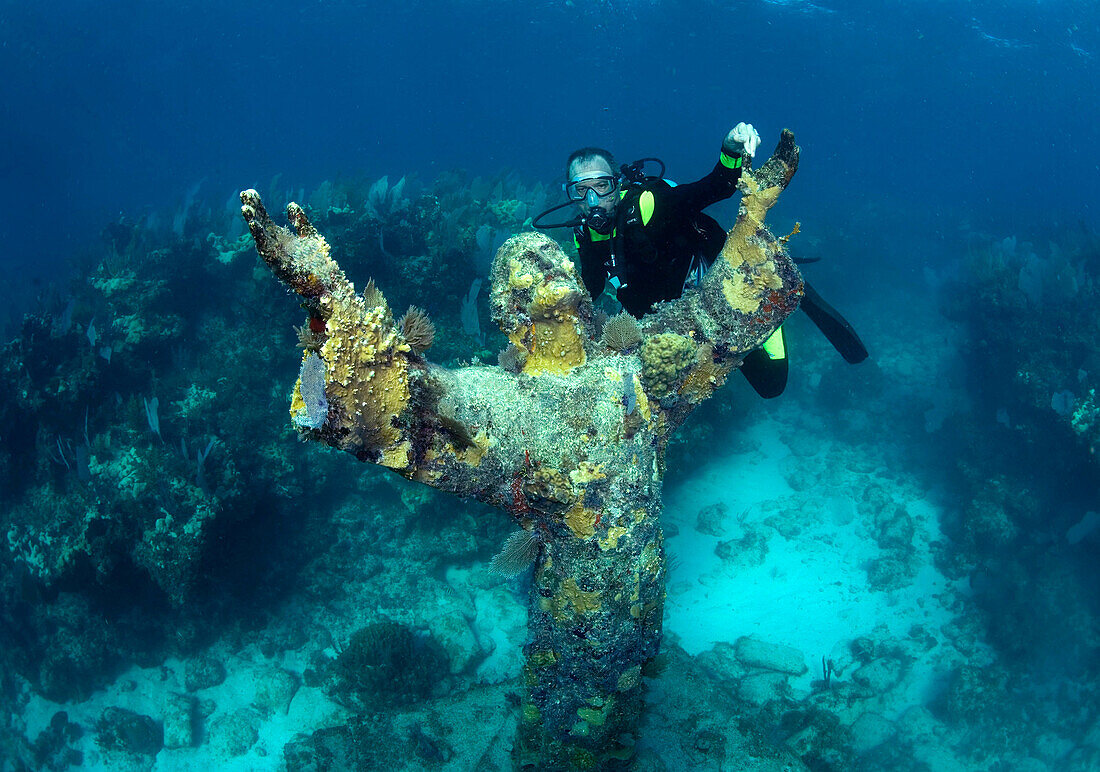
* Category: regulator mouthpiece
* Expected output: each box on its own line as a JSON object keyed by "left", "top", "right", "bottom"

{"left": 585, "top": 207, "right": 612, "bottom": 235}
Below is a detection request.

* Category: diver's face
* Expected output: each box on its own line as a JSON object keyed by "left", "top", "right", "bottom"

{"left": 567, "top": 158, "right": 618, "bottom": 216}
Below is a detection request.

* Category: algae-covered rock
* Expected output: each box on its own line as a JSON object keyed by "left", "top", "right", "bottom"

{"left": 253, "top": 667, "right": 299, "bottom": 715}
{"left": 695, "top": 641, "right": 749, "bottom": 683}
{"left": 696, "top": 502, "right": 730, "bottom": 536}
{"left": 852, "top": 658, "right": 905, "bottom": 694}
{"left": 715, "top": 524, "right": 770, "bottom": 568}
{"left": 428, "top": 611, "right": 480, "bottom": 676}
{"left": 34, "top": 594, "right": 123, "bottom": 703}
{"left": 866, "top": 554, "right": 914, "bottom": 591}
{"left": 94, "top": 706, "right": 163, "bottom": 757}
{"left": 207, "top": 709, "right": 259, "bottom": 758}
{"left": 282, "top": 714, "right": 407, "bottom": 771}
{"left": 185, "top": 655, "right": 227, "bottom": 692}
{"left": 163, "top": 692, "right": 195, "bottom": 750}
{"left": 471, "top": 584, "right": 527, "bottom": 684}
{"left": 30, "top": 711, "right": 84, "bottom": 771}
{"left": 781, "top": 708, "right": 855, "bottom": 770}
{"left": 638, "top": 644, "right": 810, "bottom": 771}
{"left": 734, "top": 637, "right": 808, "bottom": 676}
{"left": 737, "top": 672, "right": 790, "bottom": 706}
{"left": 873, "top": 503, "right": 915, "bottom": 551}
{"left": 850, "top": 712, "right": 896, "bottom": 754}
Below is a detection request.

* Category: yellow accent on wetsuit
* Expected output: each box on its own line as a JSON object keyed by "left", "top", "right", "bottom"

{"left": 762, "top": 327, "right": 786, "bottom": 360}
{"left": 639, "top": 190, "right": 655, "bottom": 225}
{"left": 720, "top": 151, "right": 744, "bottom": 169}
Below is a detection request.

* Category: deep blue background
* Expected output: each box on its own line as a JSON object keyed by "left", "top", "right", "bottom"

{"left": 2, "top": 0, "right": 1097, "bottom": 286}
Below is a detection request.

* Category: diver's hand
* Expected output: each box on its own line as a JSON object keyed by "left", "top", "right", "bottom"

{"left": 723, "top": 122, "right": 761, "bottom": 159}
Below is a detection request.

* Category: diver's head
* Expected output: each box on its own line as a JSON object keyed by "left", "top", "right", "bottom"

{"left": 566, "top": 147, "right": 619, "bottom": 234}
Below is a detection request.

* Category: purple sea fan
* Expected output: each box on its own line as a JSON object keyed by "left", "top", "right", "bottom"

{"left": 295, "top": 352, "right": 329, "bottom": 429}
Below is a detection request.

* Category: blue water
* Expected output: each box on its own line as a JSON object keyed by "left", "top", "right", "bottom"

{"left": 3, "top": 0, "right": 1096, "bottom": 277}
{"left": 3, "top": 1, "right": 1100, "bottom": 769}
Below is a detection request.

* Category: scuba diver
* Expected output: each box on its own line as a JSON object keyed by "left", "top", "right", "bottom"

{"left": 533, "top": 122, "right": 868, "bottom": 398}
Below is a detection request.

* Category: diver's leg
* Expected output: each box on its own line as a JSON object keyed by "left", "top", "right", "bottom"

{"left": 739, "top": 329, "right": 789, "bottom": 398}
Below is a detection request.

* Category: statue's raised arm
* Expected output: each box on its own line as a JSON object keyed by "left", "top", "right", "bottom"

{"left": 642, "top": 128, "right": 803, "bottom": 433}
{"left": 241, "top": 130, "right": 802, "bottom": 770}
{"left": 240, "top": 189, "right": 497, "bottom": 484}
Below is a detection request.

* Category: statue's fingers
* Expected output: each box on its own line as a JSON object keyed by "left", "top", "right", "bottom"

{"left": 240, "top": 189, "right": 273, "bottom": 231}
{"left": 242, "top": 188, "right": 350, "bottom": 301}
{"left": 772, "top": 129, "right": 798, "bottom": 168}
{"left": 753, "top": 130, "right": 800, "bottom": 190}
{"left": 287, "top": 202, "right": 318, "bottom": 238}
{"left": 240, "top": 189, "right": 282, "bottom": 260}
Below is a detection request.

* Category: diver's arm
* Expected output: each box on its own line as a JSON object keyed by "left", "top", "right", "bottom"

{"left": 662, "top": 122, "right": 760, "bottom": 216}
{"left": 660, "top": 156, "right": 743, "bottom": 216}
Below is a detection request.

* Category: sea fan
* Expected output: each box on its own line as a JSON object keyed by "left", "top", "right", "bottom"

{"left": 489, "top": 529, "right": 540, "bottom": 576}
{"left": 362, "top": 278, "right": 390, "bottom": 316}
{"left": 400, "top": 306, "right": 435, "bottom": 352}
{"left": 498, "top": 344, "right": 528, "bottom": 373}
{"left": 601, "top": 312, "right": 642, "bottom": 352}
{"left": 294, "top": 352, "right": 328, "bottom": 429}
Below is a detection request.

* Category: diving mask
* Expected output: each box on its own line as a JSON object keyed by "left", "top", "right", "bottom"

{"left": 564, "top": 172, "right": 618, "bottom": 202}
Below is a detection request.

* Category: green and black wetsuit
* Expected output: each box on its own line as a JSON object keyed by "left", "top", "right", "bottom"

{"left": 574, "top": 149, "right": 745, "bottom": 318}
{"left": 573, "top": 148, "right": 867, "bottom": 397}
{"left": 574, "top": 149, "right": 792, "bottom": 398}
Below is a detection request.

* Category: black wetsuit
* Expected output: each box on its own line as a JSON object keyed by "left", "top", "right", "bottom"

{"left": 573, "top": 149, "right": 867, "bottom": 398}
{"left": 574, "top": 149, "right": 793, "bottom": 398}
{"left": 574, "top": 151, "right": 743, "bottom": 317}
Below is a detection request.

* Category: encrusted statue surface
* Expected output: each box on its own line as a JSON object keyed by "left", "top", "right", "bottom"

{"left": 241, "top": 130, "right": 803, "bottom": 770}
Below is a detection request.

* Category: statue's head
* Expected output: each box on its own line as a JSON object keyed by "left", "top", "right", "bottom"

{"left": 488, "top": 232, "right": 596, "bottom": 377}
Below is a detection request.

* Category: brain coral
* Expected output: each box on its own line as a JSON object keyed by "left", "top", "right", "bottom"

{"left": 640, "top": 333, "right": 696, "bottom": 397}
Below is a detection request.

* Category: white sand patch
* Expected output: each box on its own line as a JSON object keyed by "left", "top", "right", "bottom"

{"left": 663, "top": 414, "right": 965, "bottom": 714}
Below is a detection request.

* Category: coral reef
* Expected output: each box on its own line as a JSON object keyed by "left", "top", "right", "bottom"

{"left": 0, "top": 198, "right": 358, "bottom": 713}
{"left": 908, "top": 227, "right": 1100, "bottom": 767}
{"left": 239, "top": 131, "right": 804, "bottom": 767}
{"left": 943, "top": 232, "right": 1100, "bottom": 467}
{"left": 939, "top": 230, "right": 1100, "bottom": 659}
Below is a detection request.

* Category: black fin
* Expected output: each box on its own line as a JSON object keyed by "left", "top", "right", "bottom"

{"left": 800, "top": 281, "right": 868, "bottom": 364}
{"left": 740, "top": 343, "right": 789, "bottom": 399}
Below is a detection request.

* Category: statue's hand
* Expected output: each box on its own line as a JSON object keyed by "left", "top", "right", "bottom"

{"left": 240, "top": 189, "right": 344, "bottom": 300}
{"left": 751, "top": 129, "right": 801, "bottom": 192}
